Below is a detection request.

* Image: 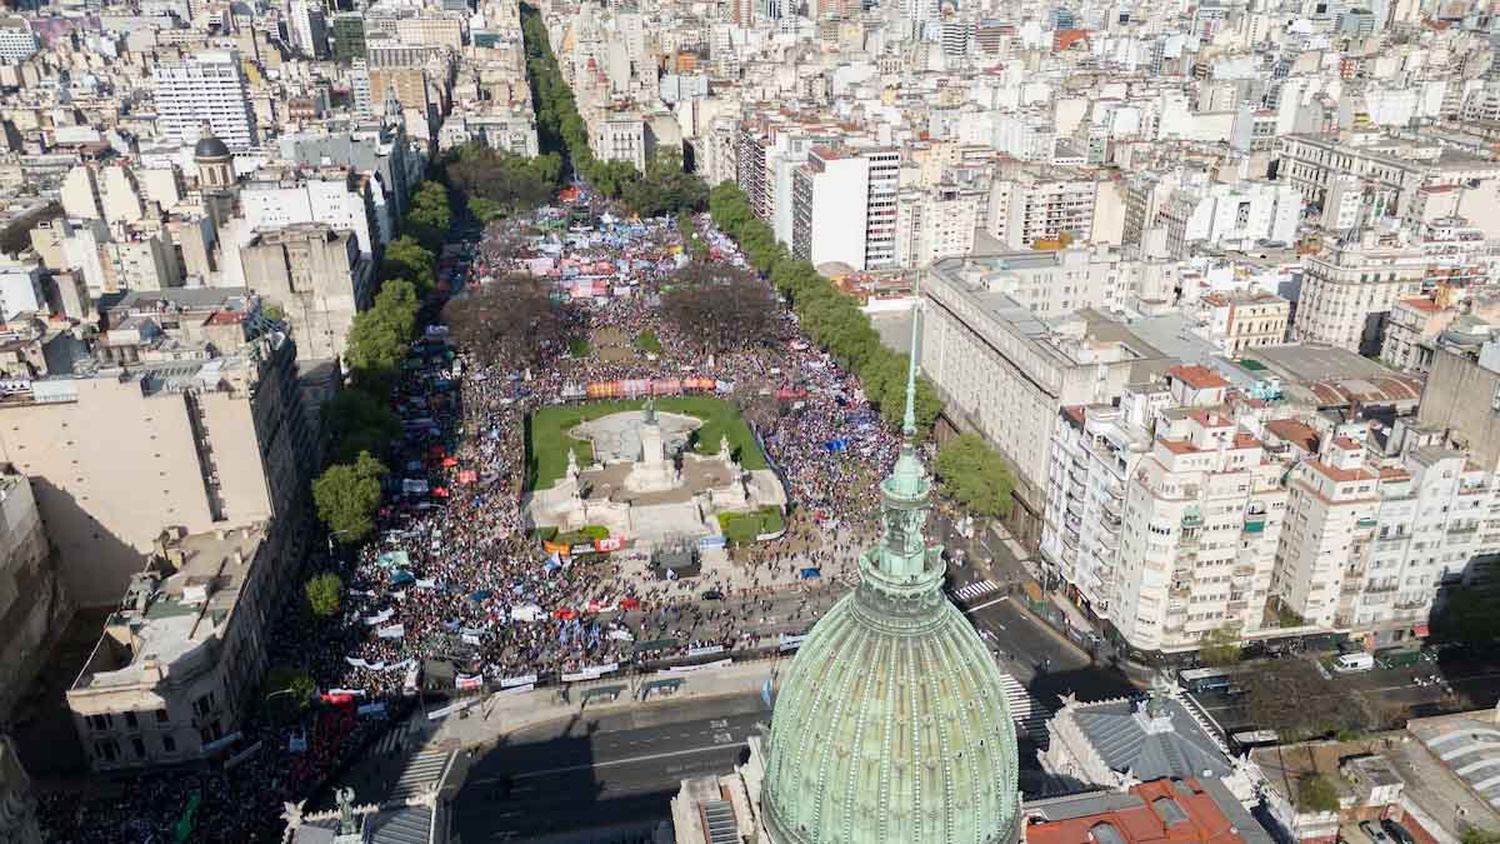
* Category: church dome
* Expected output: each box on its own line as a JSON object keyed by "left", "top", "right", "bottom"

{"left": 194, "top": 133, "right": 231, "bottom": 161}
{"left": 760, "top": 320, "right": 1020, "bottom": 844}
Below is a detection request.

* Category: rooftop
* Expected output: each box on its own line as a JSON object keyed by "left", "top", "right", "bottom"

{"left": 1026, "top": 778, "right": 1271, "bottom": 844}
{"left": 70, "top": 526, "right": 267, "bottom": 693}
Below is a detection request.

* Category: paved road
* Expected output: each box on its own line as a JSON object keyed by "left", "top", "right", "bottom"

{"left": 454, "top": 694, "right": 769, "bottom": 841}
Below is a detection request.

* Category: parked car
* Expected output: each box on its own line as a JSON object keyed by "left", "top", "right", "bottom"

{"left": 1360, "top": 821, "right": 1393, "bottom": 844}
{"left": 1382, "top": 818, "right": 1417, "bottom": 844}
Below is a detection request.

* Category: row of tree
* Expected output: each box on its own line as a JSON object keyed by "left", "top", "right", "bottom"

{"left": 706, "top": 181, "right": 1017, "bottom": 518}
{"left": 446, "top": 143, "right": 564, "bottom": 221}
{"left": 519, "top": 3, "right": 705, "bottom": 217}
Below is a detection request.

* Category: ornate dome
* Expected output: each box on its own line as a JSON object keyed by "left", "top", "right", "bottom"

{"left": 760, "top": 311, "right": 1020, "bottom": 844}
{"left": 193, "top": 132, "right": 231, "bottom": 161}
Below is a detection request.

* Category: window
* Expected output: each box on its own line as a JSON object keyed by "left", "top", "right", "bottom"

{"left": 156, "top": 708, "right": 168, "bottom": 723}
{"left": 124, "top": 711, "right": 138, "bottom": 729}
{"left": 86, "top": 713, "right": 111, "bottom": 731}
{"left": 163, "top": 734, "right": 177, "bottom": 753}
{"left": 131, "top": 737, "right": 146, "bottom": 758}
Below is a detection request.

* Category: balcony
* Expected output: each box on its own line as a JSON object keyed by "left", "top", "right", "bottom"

{"left": 1243, "top": 516, "right": 1266, "bottom": 534}
{"left": 1448, "top": 522, "right": 1480, "bottom": 535}
{"left": 1182, "top": 513, "right": 1204, "bottom": 528}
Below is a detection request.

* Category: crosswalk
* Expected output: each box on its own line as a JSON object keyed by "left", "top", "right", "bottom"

{"left": 950, "top": 579, "right": 1001, "bottom": 602}
{"left": 389, "top": 749, "right": 455, "bottom": 802}
{"left": 373, "top": 717, "right": 422, "bottom": 758}
{"left": 999, "top": 672, "right": 1053, "bottom": 746}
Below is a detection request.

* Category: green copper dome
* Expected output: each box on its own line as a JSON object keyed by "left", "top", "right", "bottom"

{"left": 760, "top": 298, "right": 1020, "bottom": 844}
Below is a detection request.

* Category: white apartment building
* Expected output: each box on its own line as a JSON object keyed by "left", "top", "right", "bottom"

{"left": 1195, "top": 291, "right": 1291, "bottom": 355}
{"left": 1158, "top": 181, "right": 1301, "bottom": 257}
{"left": 593, "top": 115, "right": 647, "bottom": 170}
{"left": 0, "top": 17, "right": 38, "bottom": 64}
{"left": 895, "top": 185, "right": 984, "bottom": 269}
{"left": 1272, "top": 440, "right": 1494, "bottom": 646}
{"left": 1041, "top": 384, "right": 1163, "bottom": 624}
{"left": 921, "top": 261, "right": 1165, "bottom": 540}
{"left": 1115, "top": 405, "right": 1288, "bottom": 652}
{"left": 987, "top": 169, "right": 1097, "bottom": 250}
{"left": 1295, "top": 235, "right": 1426, "bottom": 355}
{"left": 153, "top": 51, "right": 259, "bottom": 150}
{"left": 237, "top": 171, "right": 380, "bottom": 256}
{"left": 790, "top": 146, "right": 900, "bottom": 271}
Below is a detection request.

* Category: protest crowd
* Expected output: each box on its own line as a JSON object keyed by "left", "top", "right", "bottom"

{"left": 37, "top": 194, "right": 914, "bottom": 843}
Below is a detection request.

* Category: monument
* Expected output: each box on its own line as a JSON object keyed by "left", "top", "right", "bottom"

{"left": 525, "top": 399, "right": 787, "bottom": 545}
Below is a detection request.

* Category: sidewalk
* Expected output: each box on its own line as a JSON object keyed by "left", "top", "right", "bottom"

{"left": 425, "top": 658, "right": 785, "bottom": 750}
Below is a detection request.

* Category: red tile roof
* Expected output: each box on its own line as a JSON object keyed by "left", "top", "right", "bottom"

{"left": 1168, "top": 365, "right": 1231, "bottom": 390}
{"left": 1265, "top": 418, "right": 1320, "bottom": 453}
{"left": 1027, "top": 779, "right": 1250, "bottom": 844}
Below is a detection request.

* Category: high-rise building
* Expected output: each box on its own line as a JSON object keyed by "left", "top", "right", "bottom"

{"left": 332, "top": 12, "right": 368, "bottom": 62}
{"left": 289, "top": 0, "right": 331, "bottom": 59}
{"left": 153, "top": 51, "right": 259, "bottom": 150}
{"left": 0, "top": 17, "right": 38, "bottom": 64}
{"left": 0, "top": 473, "right": 70, "bottom": 722}
{"left": 0, "top": 325, "right": 312, "bottom": 607}
{"left": 790, "top": 145, "right": 899, "bottom": 271}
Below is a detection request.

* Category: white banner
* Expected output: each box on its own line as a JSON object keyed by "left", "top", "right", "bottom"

{"left": 499, "top": 674, "right": 538, "bottom": 689}
{"left": 664, "top": 658, "right": 733, "bottom": 673}
{"left": 377, "top": 624, "right": 406, "bottom": 639}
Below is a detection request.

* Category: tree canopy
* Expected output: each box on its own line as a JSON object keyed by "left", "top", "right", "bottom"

{"left": 379, "top": 235, "right": 436, "bottom": 292}
{"left": 304, "top": 573, "right": 344, "bottom": 617}
{"left": 1296, "top": 774, "right": 1340, "bottom": 813}
{"left": 443, "top": 272, "right": 572, "bottom": 369}
{"left": 323, "top": 387, "right": 401, "bottom": 464}
{"left": 447, "top": 144, "right": 562, "bottom": 214}
{"left": 1244, "top": 659, "right": 1371, "bottom": 742}
{"left": 346, "top": 278, "right": 421, "bottom": 389}
{"left": 404, "top": 181, "right": 452, "bottom": 251}
{"left": 1198, "top": 625, "right": 1244, "bottom": 667}
{"left": 934, "top": 434, "right": 1016, "bottom": 518}
{"left": 663, "top": 262, "right": 778, "bottom": 353}
{"left": 313, "top": 451, "right": 387, "bottom": 543}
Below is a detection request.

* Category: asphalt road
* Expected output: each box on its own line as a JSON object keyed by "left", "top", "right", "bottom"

{"left": 454, "top": 694, "right": 769, "bottom": 842}
{"left": 1186, "top": 655, "right": 1500, "bottom": 736}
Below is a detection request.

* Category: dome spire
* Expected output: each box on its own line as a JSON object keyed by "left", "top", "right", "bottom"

{"left": 873, "top": 279, "right": 932, "bottom": 580}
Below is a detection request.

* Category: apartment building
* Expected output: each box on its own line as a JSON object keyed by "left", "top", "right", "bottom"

{"left": 240, "top": 224, "right": 374, "bottom": 361}
{"left": 67, "top": 524, "right": 296, "bottom": 770}
{"left": 1278, "top": 133, "right": 1500, "bottom": 227}
{"left": 593, "top": 114, "right": 647, "bottom": 170}
{"left": 237, "top": 168, "right": 382, "bottom": 259}
{"left": 1294, "top": 235, "right": 1426, "bottom": 355}
{"left": 790, "top": 146, "right": 900, "bottom": 271}
{"left": 0, "top": 327, "right": 311, "bottom": 607}
{"left": 1105, "top": 369, "right": 1288, "bottom": 652}
{"left": 0, "top": 473, "right": 69, "bottom": 721}
{"left": 1272, "top": 440, "right": 1493, "bottom": 646}
{"left": 153, "top": 51, "right": 258, "bottom": 150}
{"left": 1157, "top": 181, "right": 1301, "bottom": 257}
{"left": 1041, "top": 384, "right": 1165, "bottom": 624}
{"left": 894, "top": 184, "right": 984, "bottom": 269}
{"left": 922, "top": 259, "right": 1166, "bottom": 541}
{"left": 1197, "top": 291, "right": 1290, "bottom": 355}
{"left": 987, "top": 167, "right": 1097, "bottom": 250}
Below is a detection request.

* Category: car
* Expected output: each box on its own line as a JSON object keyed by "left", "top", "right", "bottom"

{"left": 1382, "top": 819, "right": 1417, "bottom": 844}
{"left": 1360, "top": 821, "right": 1393, "bottom": 844}
{"left": 701, "top": 589, "right": 725, "bottom": 601}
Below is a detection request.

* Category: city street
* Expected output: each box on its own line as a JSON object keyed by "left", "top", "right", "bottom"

{"left": 453, "top": 694, "right": 768, "bottom": 841}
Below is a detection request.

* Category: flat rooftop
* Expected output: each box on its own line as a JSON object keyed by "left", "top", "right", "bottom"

{"left": 70, "top": 526, "right": 266, "bottom": 692}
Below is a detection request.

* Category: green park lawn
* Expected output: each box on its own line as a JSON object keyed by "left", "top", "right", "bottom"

{"left": 527, "top": 397, "right": 768, "bottom": 490}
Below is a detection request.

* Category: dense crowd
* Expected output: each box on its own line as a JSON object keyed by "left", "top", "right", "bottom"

{"left": 38, "top": 200, "right": 909, "bottom": 843}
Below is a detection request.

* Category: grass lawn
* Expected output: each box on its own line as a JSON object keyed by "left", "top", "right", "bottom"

{"left": 527, "top": 396, "right": 768, "bottom": 490}
{"left": 717, "top": 507, "right": 785, "bottom": 544}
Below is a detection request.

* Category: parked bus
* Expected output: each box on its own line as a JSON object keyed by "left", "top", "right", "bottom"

{"left": 1178, "top": 667, "right": 1234, "bottom": 693}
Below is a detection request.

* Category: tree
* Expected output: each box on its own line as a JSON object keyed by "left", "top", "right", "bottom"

{"left": 324, "top": 387, "right": 400, "bottom": 464}
{"left": 1198, "top": 625, "right": 1244, "bottom": 667}
{"left": 663, "top": 262, "right": 778, "bottom": 353}
{"left": 934, "top": 434, "right": 1016, "bottom": 518}
{"left": 1433, "top": 588, "right": 1500, "bottom": 644}
{"left": 1461, "top": 828, "right": 1500, "bottom": 844}
{"left": 447, "top": 144, "right": 561, "bottom": 213}
{"left": 621, "top": 149, "right": 707, "bottom": 217}
{"left": 313, "top": 452, "right": 387, "bottom": 543}
{"left": 346, "top": 278, "right": 421, "bottom": 385}
{"left": 304, "top": 573, "right": 345, "bottom": 617}
{"left": 405, "top": 181, "right": 452, "bottom": 251}
{"left": 443, "top": 272, "right": 571, "bottom": 368}
{"left": 1244, "top": 659, "right": 1372, "bottom": 741}
{"left": 468, "top": 196, "right": 503, "bottom": 222}
{"left": 380, "top": 235, "right": 436, "bottom": 290}
{"left": 1296, "top": 773, "right": 1340, "bottom": 813}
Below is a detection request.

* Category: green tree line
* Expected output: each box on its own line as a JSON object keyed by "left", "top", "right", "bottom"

{"left": 519, "top": 3, "right": 704, "bottom": 217}
{"left": 706, "top": 181, "right": 1016, "bottom": 518}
